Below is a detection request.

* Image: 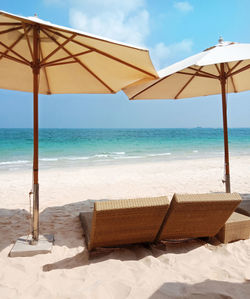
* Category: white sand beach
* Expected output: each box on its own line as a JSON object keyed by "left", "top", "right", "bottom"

{"left": 0, "top": 156, "right": 250, "bottom": 298}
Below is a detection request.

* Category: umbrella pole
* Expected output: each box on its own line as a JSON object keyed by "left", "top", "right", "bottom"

{"left": 220, "top": 63, "right": 231, "bottom": 193}
{"left": 32, "top": 25, "right": 40, "bottom": 242}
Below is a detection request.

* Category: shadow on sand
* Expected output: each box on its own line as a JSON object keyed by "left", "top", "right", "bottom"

{"left": 0, "top": 208, "right": 31, "bottom": 252}
{"left": 0, "top": 199, "right": 94, "bottom": 253}
{"left": 1, "top": 194, "right": 249, "bottom": 273}
{"left": 148, "top": 279, "right": 250, "bottom": 299}
{"left": 42, "top": 237, "right": 206, "bottom": 272}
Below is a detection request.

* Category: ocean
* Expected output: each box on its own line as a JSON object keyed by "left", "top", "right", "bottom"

{"left": 0, "top": 128, "right": 250, "bottom": 171}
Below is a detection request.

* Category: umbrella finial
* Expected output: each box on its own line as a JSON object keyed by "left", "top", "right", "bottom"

{"left": 218, "top": 36, "right": 224, "bottom": 44}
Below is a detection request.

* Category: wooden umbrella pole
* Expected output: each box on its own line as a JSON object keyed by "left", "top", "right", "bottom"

{"left": 220, "top": 63, "right": 231, "bottom": 193}
{"left": 32, "top": 24, "right": 40, "bottom": 242}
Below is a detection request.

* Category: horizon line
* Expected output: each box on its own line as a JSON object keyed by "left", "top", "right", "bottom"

{"left": 1, "top": 127, "right": 250, "bottom": 130}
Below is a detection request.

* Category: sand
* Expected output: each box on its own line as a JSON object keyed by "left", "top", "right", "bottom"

{"left": 0, "top": 155, "right": 250, "bottom": 298}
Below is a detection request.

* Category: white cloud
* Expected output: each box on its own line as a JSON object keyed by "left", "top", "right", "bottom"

{"left": 151, "top": 39, "right": 193, "bottom": 70}
{"left": 69, "top": 8, "right": 149, "bottom": 46}
{"left": 43, "top": 0, "right": 194, "bottom": 69}
{"left": 174, "top": 1, "right": 194, "bottom": 13}
{"left": 173, "top": 39, "right": 193, "bottom": 52}
{"left": 67, "top": 0, "right": 149, "bottom": 46}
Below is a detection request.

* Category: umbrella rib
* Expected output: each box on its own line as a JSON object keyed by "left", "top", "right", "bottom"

{"left": 0, "top": 50, "right": 30, "bottom": 66}
{"left": 226, "top": 60, "right": 243, "bottom": 76}
{"left": 40, "top": 42, "right": 51, "bottom": 95}
{"left": 41, "top": 28, "right": 115, "bottom": 93}
{"left": 41, "top": 50, "right": 92, "bottom": 67}
{"left": 0, "top": 40, "right": 30, "bottom": 64}
{"left": 44, "top": 27, "right": 157, "bottom": 79}
{"left": 177, "top": 71, "right": 217, "bottom": 79}
{"left": 46, "top": 60, "right": 77, "bottom": 67}
{"left": 0, "top": 31, "right": 26, "bottom": 62}
{"left": 40, "top": 33, "right": 77, "bottom": 64}
{"left": 187, "top": 67, "right": 218, "bottom": 79}
{"left": 130, "top": 76, "right": 170, "bottom": 100}
{"left": 229, "top": 63, "right": 250, "bottom": 77}
{"left": 0, "top": 11, "right": 149, "bottom": 52}
{"left": 214, "top": 64, "right": 220, "bottom": 75}
{"left": 0, "top": 25, "right": 23, "bottom": 35}
{"left": 175, "top": 66, "right": 203, "bottom": 99}
{"left": 21, "top": 23, "right": 34, "bottom": 61}
{"left": 0, "top": 22, "right": 21, "bottom": 26}
{"left": 226, "top": 63, "right": 237, "bottom": 93}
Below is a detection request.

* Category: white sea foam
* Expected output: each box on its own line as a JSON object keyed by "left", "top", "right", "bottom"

{"left": 40, "top": 158, "right": 58, "bottom": 161}
{"left": 94, "top": 154, "right": 109, "bottom": 158}
{"left": 114, "top": 155, "right": 144, "bottom": 159}
{"left": 63, "top": 156, "right": 90, "bottom": 160}
{"left": 0, "top": 160, "right": 29, "bottom": 165}
{"left": 193, "top": 150, "right": 199, "bottom": 153}
{"left": 112, "top": 152, "right": 125, "bottom": 155}
{"left": 147, "top": 153, "right": 172, "bottom": 157}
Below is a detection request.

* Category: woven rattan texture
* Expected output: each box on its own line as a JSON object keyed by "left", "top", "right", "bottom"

{"left": 95, "top": 196, "right": 169, "bottom": 211}
{"left": 159, "top": 193, "right": 242, "bottom": 240}
{"left": 89, "top": 196, "right": 169, "bottom": 249}
{"left": 175, "top": 193, "right": 242, "bottom": 203}
{"left": 216, "top": 212, "right": 250, "bottom": 243}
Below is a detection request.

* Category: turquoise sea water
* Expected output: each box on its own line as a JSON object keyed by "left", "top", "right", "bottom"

{"left": 0, "top": 128, "right": 250, "bottom": 170}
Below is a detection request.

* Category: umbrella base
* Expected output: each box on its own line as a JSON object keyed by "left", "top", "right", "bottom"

{"left": 9, "top": 234, "right": 54, "bottom": 257}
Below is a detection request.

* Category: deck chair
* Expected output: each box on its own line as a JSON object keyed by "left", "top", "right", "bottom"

{"left": 80, "top": 196, "right": 169, "bottom": 251}
{"left": 216, "top": 211, "right": 250, "bottom": 243}
{"left": 156, "top": 193, "right": 242, "bottom": 241}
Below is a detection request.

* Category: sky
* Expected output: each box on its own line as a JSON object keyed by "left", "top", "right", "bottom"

{"left": 0, "top": 0, "right": 250, "bottom": 128}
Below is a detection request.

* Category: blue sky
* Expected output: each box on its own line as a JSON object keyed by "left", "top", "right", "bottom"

{"left": 0, "top": 0, "right": 250, "bottom": 128}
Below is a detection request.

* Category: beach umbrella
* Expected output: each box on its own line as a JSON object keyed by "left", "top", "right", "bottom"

{"left": 0, "top": 10, "right": 157, "bottom": 243}
{"left": 123, "top": 38, "right": 250, "bottom": 193}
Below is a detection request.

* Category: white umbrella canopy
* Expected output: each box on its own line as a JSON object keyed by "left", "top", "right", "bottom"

{"left": 124, "top": 39, "right": 250, "bottom": 99}
{"left": 123, "top": 38, "right": 250, "bottom": 193}
{"left": 0, "top": 10, "right": 158, "bottom": 243}
{"left": 0, "top": 10, "right": 157, "bottom": 94}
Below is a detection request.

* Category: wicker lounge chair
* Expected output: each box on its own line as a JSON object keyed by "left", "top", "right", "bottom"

{"left": 80, "top": 196, "right": 170, "bottom": 251}
{"left": 156, "top": 193, "right": 242, "bottom": 241}
{"left": 216, "top": 211, "right": 250, "bottom": 243}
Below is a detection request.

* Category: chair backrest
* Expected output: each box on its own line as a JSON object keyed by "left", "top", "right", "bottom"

{"left": 157, "top": 193, "right": 242, "bottom": 240}
{"left": 88, "top": 196, "right": 169, "bottom": 250}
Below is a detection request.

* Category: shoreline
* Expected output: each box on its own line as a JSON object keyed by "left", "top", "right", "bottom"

{"left": 1, "top": 152, "right": 250, "bottom": 172}
{"left": 1, "top": 127, "right": 250, "bottom": 173}
{"left": 1, "top": 155, "right": 250, "bottom": 211}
